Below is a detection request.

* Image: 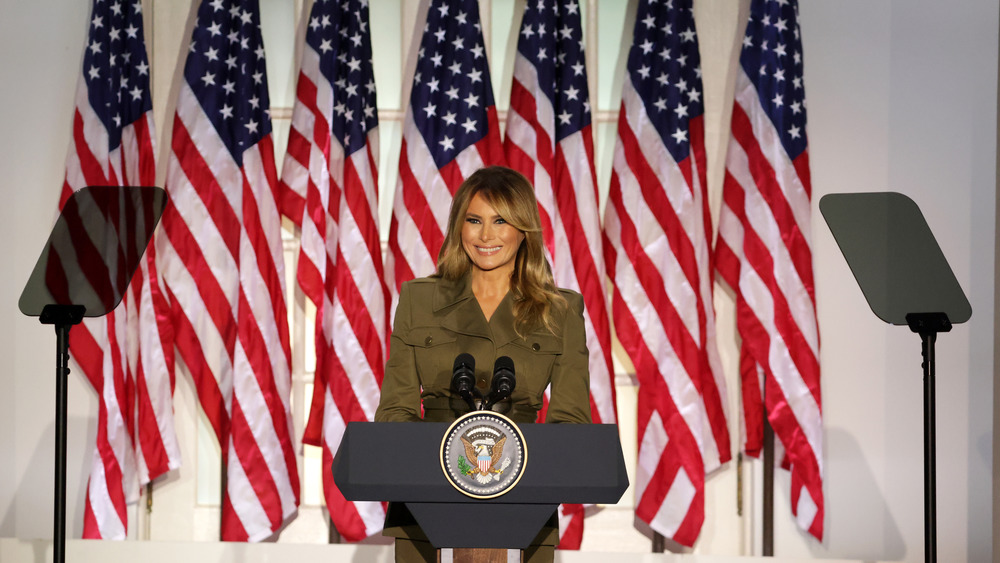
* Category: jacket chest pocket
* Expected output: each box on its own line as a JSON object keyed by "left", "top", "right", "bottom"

{"left": 401, "top": 326, "right": 459, "bottom": 389}
{"left": 504, "top": 334, "right": 562, "bottom": 397}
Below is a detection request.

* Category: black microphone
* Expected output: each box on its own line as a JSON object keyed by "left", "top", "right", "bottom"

{"left": 483, "top": 356, "right": 516, "bottom": 411}
{"left": 451, "top": 353, "right": 478, "bottom": 411}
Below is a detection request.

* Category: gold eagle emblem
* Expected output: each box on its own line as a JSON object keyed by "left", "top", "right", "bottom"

{"left": 460, "top": 434, "right": 507, "bottom": 476}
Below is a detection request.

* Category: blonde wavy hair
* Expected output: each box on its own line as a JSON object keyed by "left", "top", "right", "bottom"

{"left": 435, "top": 166, "right": 566, "bottom": 336}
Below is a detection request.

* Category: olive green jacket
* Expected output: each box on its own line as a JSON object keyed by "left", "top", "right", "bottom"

{"left": 374, "top": 274, "right": 592, "bottom": 424}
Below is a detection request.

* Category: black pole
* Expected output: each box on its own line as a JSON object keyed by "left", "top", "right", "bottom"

{"left": 652, "top": 531, "right": 664, "bottom": 552}
{"left": 54, "top": 323, "right": 70, "bottom": 563}
{"left": 328, "top": 512, "right": 341, "bottom": 544}
{"left": 40, "top": 304, "right": 85, "bottom": 563}
{"left": 921, "top": 331, "right": 937, "bottom": 563}
{"left": 762, "top": 418, "right": 774, "bottom": 556}
{"left": 906, "top": 311, "right": 949, "bottom": 563}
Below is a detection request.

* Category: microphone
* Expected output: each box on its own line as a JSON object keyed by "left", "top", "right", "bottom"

{"left": 451, "top": 353, "right": 479, "bottom": 411}
{"left": 483, "top": 356, "right": 516, "bottom": 411}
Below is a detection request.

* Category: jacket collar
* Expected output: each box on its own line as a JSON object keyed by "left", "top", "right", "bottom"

{"left": 433, "top": 274, "right": 522, "bottom": 347}
{"left": 431, "top": 275, "right": 473, "bottom": 312}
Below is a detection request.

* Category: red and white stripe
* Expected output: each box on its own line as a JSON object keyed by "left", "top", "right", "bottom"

{"left": 62, "top": 65, "right": 179, "bottom": 540}
{"left": 158, "top": 81, "right": 299, "bottom": 541}
{"left": 130, "top": 241, "right": 180, "bottom": 486}
{"left": 504, "top": 20, "right": 617, "bottom": 430}
{"left": 385, "top": 109, "right": 505, "bottom": 294}
{"left": 715, "top": 68, "right": 823, "bottom": 539}
{"left": 504, "top": 31, "right": 617, "bottom": 549}
{"left": 603, "top": 77, "right": 730, "bottom": 546}
{"left": 280, "top": 38, "right": 388, "bottom": 541}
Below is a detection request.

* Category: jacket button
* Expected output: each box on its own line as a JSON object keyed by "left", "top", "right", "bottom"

{"left": 424, "top": 336, "right": 433, "bottom": 346}
{"left": 532, "top": 342, "right": 540, "bottom": 351}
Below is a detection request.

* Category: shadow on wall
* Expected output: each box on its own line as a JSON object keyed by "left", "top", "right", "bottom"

{"left": 3, "top": 414, "right": 97, "bottom": 541}
{"left": 817, "top": 428, "right": 904, "bottom": 561}
{"left": 970, "top": 420, "right": 993, "bottom": 562}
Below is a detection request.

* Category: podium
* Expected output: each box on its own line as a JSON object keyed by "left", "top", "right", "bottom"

{"left": 333, "top": 421, "right": 628, "bottom": 557}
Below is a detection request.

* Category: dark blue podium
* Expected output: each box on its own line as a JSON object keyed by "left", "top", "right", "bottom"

{"left": 333, "top": 421, "right": 629, "bottom": 550}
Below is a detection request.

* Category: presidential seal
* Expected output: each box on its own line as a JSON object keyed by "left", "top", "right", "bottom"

{"left": 440, "top": 411, "right": 526, "bottom": 499}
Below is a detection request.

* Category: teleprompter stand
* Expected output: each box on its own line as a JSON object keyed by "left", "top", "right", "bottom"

{"left": 820, "top": 192, "right": 971, "bottom": 563}
{"left": 333, "top": 421, "right": 629, "bottom": 561}
{"left": 18, "top": 186, "right": 167, "bottom": 563}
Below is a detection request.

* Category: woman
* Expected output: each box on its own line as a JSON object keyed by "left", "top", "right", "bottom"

{"left": 375, "top": 165, "right": 592, "bottom": 425}
{"left": 375, "top": 166, "right": 591, "bottom": 563}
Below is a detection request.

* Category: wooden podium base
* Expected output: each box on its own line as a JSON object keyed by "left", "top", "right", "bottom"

{"left": 446, "top": 548, "right": 522, "bottom": 562}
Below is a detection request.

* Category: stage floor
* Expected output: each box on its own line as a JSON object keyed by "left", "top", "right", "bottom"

{"left": 0, "top": 538, "right": 887, "bottom": 562}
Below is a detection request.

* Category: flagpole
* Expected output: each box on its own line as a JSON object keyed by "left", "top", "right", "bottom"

{"left": 762, "top": 415, "right": 774, "bottom": 556}
{"left": 145, "top": 483, "right": 154, "bottom": 540}
{"left": 327, "top": 513, "right": 340, "bottom": 544}
{"left": 652, "top": 532, "right": 664, "bottom": 553}
{"left": 219, "top": 462, "right": 226, "bottom": 541}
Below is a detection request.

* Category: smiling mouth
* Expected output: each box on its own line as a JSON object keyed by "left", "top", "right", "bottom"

{"left": 476, "top": 245, "right": 502, "bottom": 254}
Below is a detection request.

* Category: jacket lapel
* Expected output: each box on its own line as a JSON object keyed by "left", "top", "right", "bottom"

{"left": 434, "top": 275, "right": 491, "bottom": 339}
{"left": 487, "top": 294, "right": 520, "bottom": 348}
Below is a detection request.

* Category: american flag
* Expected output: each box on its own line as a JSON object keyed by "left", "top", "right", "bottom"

{"left": 279, "top": 0, "right": 388, "bottom": 541}
{"left": 715, "top": 0, "right": 823, "bottom": 540}
{"left": 156, "top": 0, "right": 299, "bottom": 541}
{"left": 602, "top": 0, "right": 730, "bottom": 546}
{"left": 503, "top": 0, "right": 615, "bottom": 548}
{"left": 61, "top": 0, "right": 180, "bottom": 539}
{"left": 385, "top": 0, "right": 505, "bottom": 293}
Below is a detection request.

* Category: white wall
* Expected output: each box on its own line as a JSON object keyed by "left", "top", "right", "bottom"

{"left": 799, "top": 0, "right": 996, "bottom": 561}
{"left": 0, "top": 0, "right": 93, "bottom": 540}
{"left": 0, "top": 0, "right": 995, "bottom": 561}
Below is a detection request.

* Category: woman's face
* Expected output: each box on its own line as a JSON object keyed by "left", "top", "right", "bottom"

{"left": 461, "top": 192, "right": 525, "bottom": 277}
